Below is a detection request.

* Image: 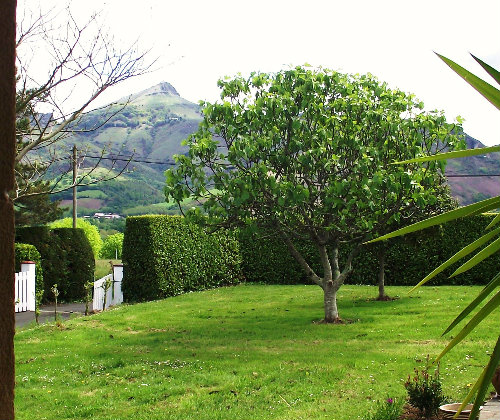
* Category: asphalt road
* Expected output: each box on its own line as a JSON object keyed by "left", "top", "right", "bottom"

{"left": 15, "top": 303, "right": 87, "bottom": 328}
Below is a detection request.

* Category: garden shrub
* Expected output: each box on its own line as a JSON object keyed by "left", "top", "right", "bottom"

{"left": 239, "top": 214, "right": 498, "bottom": 286}
{"left": 15, "top": 226, "right": 94, "bottom": 301}
{"left": 52, "top": 228, "right": 95, "bottom": 301}
{"left": 14, "top": 243, "right": 44, "bottom": 292}
{"left": 50, "top": 217, "right": 103, "bottom": 258}
{"left": 122, "top": 215, "right": 241, "bottom": 302}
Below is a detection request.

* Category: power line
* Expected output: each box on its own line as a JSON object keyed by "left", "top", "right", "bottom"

{"left": 84, "top": 155, "right": 176, "bottom": 165}
{"left": 34, "top": 152, "right": 500, "bottom": 176}
{"left": 446, "top": 174, "right": 500, "bottom": 177}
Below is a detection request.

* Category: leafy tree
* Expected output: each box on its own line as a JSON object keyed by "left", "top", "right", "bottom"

{"left": 165, "top": 66, "right": 463, "bottom": 322}
{"left": 50, "top": 217, "right": 103, "bottom": 258}
{"left": 100, "top": 233, "right": 124, "bottom": 259}
{"left": 370, "top": 53, "right": 500, "bottom": 420}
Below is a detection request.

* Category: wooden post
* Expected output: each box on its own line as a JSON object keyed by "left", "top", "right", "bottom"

{"left": 72, "top": 145, "right": 77, "bottom": 229}
{"left": 0, "top": 1, "right": 18, "bottom": 418}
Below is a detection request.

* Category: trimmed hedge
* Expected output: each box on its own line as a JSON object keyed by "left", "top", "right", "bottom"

{"left": 239, "top": 215, "right": 499, "bottom": 286}
{"left": 122, "top": 215, "right": 241, "bottom": 302}
{"left": 14, "top": 243, "right": 44, "bottom": 292}
{"left": 15, "top": 226, "right": 95, "bottom": 301}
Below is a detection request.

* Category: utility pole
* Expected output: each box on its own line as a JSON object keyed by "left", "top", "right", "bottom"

{"left": 0, "top": 1, "right": 18, "bottom": 418}
{"left": 73, "top": 145, "right": 77, "bottom": 229}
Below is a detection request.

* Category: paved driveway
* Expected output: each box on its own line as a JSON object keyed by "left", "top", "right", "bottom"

{"left": 15, "top": 303, "right": 86, "bottom": 328}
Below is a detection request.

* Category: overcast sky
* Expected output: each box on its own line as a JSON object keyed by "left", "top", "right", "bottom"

{"left": 19, "top": 0, "right": 500, "bottom": 146}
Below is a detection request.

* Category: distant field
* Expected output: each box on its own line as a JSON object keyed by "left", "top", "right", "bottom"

{"left": 14, "top": 285, "right": 498, "bottom": 420}
{"left": 61, "top": 198, "right": 103, "bottom": 210}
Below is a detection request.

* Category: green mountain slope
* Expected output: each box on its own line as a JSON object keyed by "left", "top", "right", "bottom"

{"left": 52, "top": 82, "right": 202, "bottom": 215}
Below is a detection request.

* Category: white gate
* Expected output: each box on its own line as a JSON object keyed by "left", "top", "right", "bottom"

{"left": 93, "top": 265, "right": 123, "bottom": 311}
{"left": 15, "top": 261, "right": 36, "bottom": 313}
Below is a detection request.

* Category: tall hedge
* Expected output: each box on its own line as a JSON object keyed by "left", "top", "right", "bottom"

{"left": 122, "top": 215, "right": 241, "bottom": 302}
{"left": 239, "top": 215, "right": 499, "bottom": 287}
{"left": 15, "top": 226, "right": 95, "bottom": 301}
{"left": 14, "top": 243, "right": 43, "bottom": 292}
{"left": 52, "top": 228, "right": 95, "bottom": 300}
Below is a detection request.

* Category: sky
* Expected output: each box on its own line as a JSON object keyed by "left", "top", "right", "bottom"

{"left": 18, "top": 0, "right": 500, "bottom": 146}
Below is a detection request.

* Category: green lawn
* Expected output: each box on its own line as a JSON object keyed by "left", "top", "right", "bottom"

{"left": 15, "top": 285, "right": 498, "bottom": 420}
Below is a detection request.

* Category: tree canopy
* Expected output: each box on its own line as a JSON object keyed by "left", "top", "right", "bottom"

{"left": 165, "top": 66, "right": 463, "bottom": 322}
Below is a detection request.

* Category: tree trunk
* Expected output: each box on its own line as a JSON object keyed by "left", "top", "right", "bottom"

{"left": 323, "top": 282, "right": 339, "bottom": 323}
{"left": 0, "top": 1, "right": 18, "bottom": 418}
{"left": 377, "top": 245, "right": 387, "bottom": 300}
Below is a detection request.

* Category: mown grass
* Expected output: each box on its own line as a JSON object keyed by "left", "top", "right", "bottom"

{"left": 15, "top": 285, "right": 498, "bottom": 420}
{"left": 94, "top": 259, "right": 121, "bottom": 280}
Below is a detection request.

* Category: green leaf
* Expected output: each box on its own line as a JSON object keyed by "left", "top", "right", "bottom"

{"left": 366, "top": 196, "right": 500, "bottom": 243}
{"left": 471, "top": 54, "right": 500, "bottom": 86}
{"left": 408, "top": 227, "right": 500, "bottom": 292}
{"left": 436, "top": 52, "right": 500, "bottom": 111}
{"left": 392, "top": 144, "right": 500, "bottom": 164}
{"left": 436, "top": 290, "right": 500, "bottom": 362}
{"left": 485, "top": 212, "right": 500, "bottom": 230}
{"left": 442, "top": 271, "right": 500, "bottom": 335}
{"left": 458, "top": 335, "right": 500, "bottom": 420}
{"left": 450, "top": 235, "right": 500, "bottom": 278}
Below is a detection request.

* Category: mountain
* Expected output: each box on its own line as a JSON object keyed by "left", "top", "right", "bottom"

{"left": 52, "top": 82, "right": 203, "bottom": 216}
{"left": 51, "top": 82, "right": 499, "bottom": 215}
{"left": 446, "top": 134, "right": 500, "bottom": 205}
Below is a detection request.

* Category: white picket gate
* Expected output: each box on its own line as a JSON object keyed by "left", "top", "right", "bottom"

{"left": 93, "top": 265, "right": 123, "bottom": 311}
{"left": 15, "top": 262, "right": 36, "bottom": 313}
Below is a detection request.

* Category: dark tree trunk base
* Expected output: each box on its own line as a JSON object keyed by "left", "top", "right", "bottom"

{"left": 315, "top": 317, "right": 346, "bottom": 324}
{"left": 376, "top": 294, "right": 395, "bottom": 301}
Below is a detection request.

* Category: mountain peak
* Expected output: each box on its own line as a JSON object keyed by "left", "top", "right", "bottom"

{"left": 131, "top": 82, "right": 180, "bottom": 100}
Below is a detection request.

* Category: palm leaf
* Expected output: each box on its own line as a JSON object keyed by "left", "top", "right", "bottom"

{"left": 366, "top": 196, "right": 500, "bottom": 244}
{"left": 436, "top": 53, "right": 500, "bottom": 111}
{"left": 442, "top": 272, "right": 500, "bottom": 335}
{"left": 436, "top": 290, "right": 500, "bottom": 362}
{"left": 450, "top": 236, "right": 500, "bottom": 278}
{"left": 392, "top": 145, "right": 500, "bottom": 164}
{"left": 457, "top": 335, "right": 500, "bottom": 420}
{"left": 408, "top": 228, "right": 500, "bottom": 292}
{"left": 471, "top": 54, "right": 500, "bottom": 86}
{"left": 485, "top": 212, "right": 500, "bottom": 230}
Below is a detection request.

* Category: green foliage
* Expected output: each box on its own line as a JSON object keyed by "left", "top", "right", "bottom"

{"left": 15, "top": 226, "right": 95, "bottom": 301}
{"left": 51, "top": 284, "right": 59, "bottom": 321}
{"left": 405, "top": 360, "right": 447, "bottom": 419}
{"left": 165, "top": 66, "right": 463, "bottom": 321}
{"left": 84, "top": 281, "right": 93, "bottom": 316}
{"left": 100, "top": 233, "right": 124, "bottom": 259}
{"left": 101, "top": 277, "right": 113, "bottom": 311}
{"left": 122, "top": 215, "right": 241, "bottom": 302}
{"left": 239, "top": 215, "right": 499, "bottom": 286}
{"left": 14, "top": 182, "right": 64, "bottom": 227}
{"left": 368, "top": 397, "right": 405, "bottom": 420}
{"left": 50, "top": 217, "right": 103, "bottom": 258}
{"left": 34, "top": 288, "right": 44, "bottom": 324}
{"left": 52, "top": 228, "right": 95, "bottom": 301}
{"left": 14, "top": 243, "right": 43, "bottom": 292}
